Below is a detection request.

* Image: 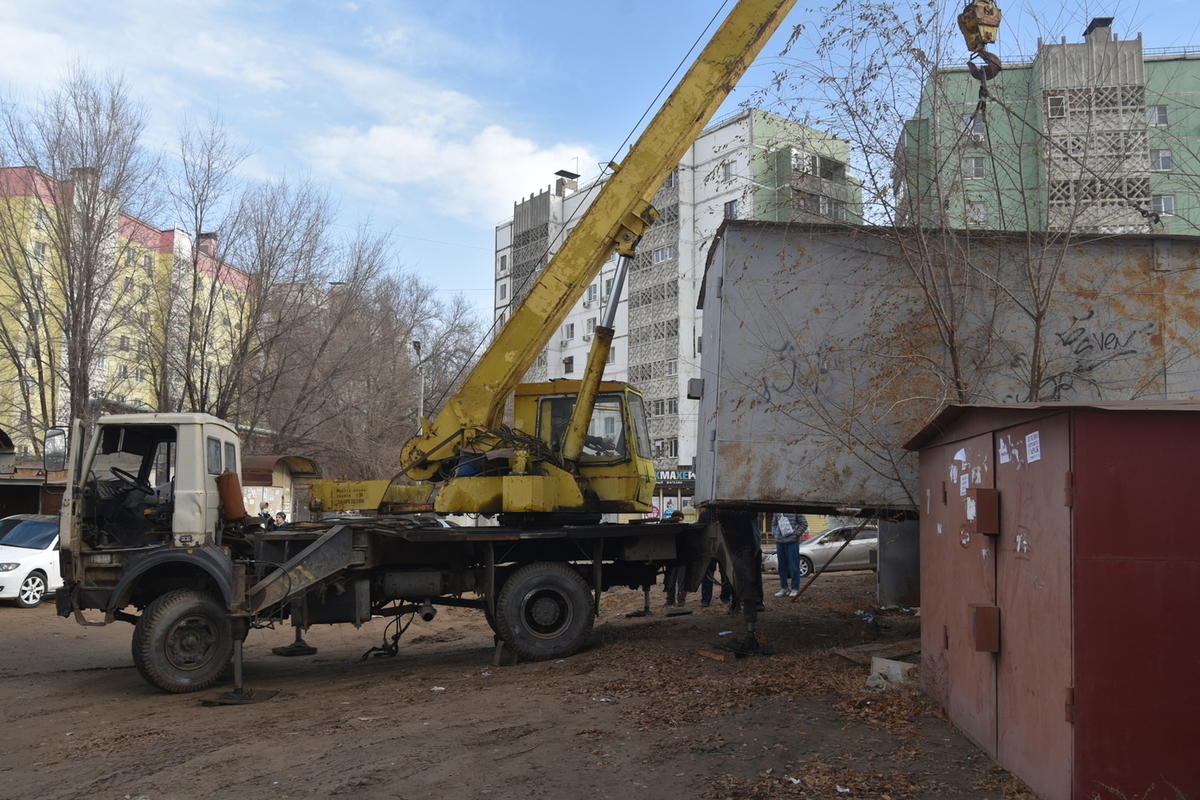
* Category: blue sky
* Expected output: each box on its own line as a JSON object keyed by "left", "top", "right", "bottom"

{"left": 1, "top": 1, "right": 1194, "bottom": 312}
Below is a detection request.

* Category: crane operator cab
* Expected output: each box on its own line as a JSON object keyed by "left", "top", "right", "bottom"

{"left": 511, "top": 381, "right": 657, "bottom": 514}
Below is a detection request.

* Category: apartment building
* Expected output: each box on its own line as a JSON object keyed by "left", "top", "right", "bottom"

{"left": 897, "top": 18, "right": 1200, "bottom": 233}
{"left": 0, "top": 165, "right": 248, "bottom": 453}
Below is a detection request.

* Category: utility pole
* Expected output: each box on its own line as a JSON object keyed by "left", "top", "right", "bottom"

{"left": 412, "top": 340, "right": 425, "bottom": 428}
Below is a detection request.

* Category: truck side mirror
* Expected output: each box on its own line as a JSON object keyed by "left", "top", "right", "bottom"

{"left": 44, "top": 428, "right": 67, "bottom": 473}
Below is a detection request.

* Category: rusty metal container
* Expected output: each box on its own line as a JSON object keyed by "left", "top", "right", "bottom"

{"left": 906, "top": 401, "right": 1200, "bottom": 800}
{"left": 693, "top": 221, "right": 1200, "bottom": 515}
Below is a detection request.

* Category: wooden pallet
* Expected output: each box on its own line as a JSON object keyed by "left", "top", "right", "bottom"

{"left": 831, "top": 637, "right": 921, "bottom": 666}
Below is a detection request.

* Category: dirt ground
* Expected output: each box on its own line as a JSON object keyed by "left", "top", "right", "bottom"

{"left": 0, "top": 571, "right": 1038, "bottom": 800}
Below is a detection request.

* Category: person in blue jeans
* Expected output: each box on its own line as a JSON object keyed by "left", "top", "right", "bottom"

{"left": 772, "top": 512, "right": 808, "bottom": 597}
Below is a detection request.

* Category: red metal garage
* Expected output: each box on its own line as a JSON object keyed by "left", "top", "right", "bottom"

{"left": 906, "top": 402, "right": 1200, "bottom": 800}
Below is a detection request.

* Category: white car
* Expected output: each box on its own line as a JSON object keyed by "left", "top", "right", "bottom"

{"left": 0, "top": 514, "right": 63, "bottom": 608}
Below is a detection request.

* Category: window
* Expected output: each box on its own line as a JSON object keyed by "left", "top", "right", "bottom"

{"left": 1150, "top": 149, "right": 1173, "bottom": 171}
{"left": 117, "top": 364, "right": 128, "bottom": 379}
{"left": 965, "top": 201, "right": 988, "bottom": 225}
{"left": 498, "top": 283, "right": 507, "bottom": 301}
{"left": 961, "top": 114, "right": 985, "bottom": 136}
{"left": 140, "top": 285, "right": 151, "bottom": 302}
{"left": 586, "top": 317, "right": 596, "bottom": 334}
{"left": 499, "top": 254, "right": 508, "bottom": 273}
{"left": 818, "top": 157, "right": 846, "bottom": 182}
{"left": 1047, "top": 96, "right": 1066, "bottom": 118}
{"left": 225, "top": 442, "right": 237, "bottom": 472}
{"left": 585, "top": 284, "right": 598, "bottom": 303}
{"left": 35, "top": 208, "right": 49, "bottom": 229}
{"left": 664, "top": 169, "right": 679, "bottom": 189}
{"left": 819, "top": 196, "right": 846, "bottom": 221}
{"left": 563, "top": 356, "right": 574, "bottom": 374}
{"left": 563, "top": 323, "right": 575, "bottom": 340}
{"left": 143, "top": 255, "right": 153, "bottom": 271}
{"left": 607, "top": 346, "right": 616, "bottom": 364}
{"left": 206, "top": 437, "right": 222, "bottom": 475}
{"left": 604, "top": 278, "right": 613, "bottom": 297}
{"left": 1152, "top": 195, "right": 1175, "bottom": 216}
{"left": 119, "top": 336, "right": 130, "bottom": 351}
{"left": 32, "top": 241, "right": 47, "bottom": 260}
{"left": 652, "top": 245, "right": 677, "bottom": 263}
{"left": 1147, "top": 105, "right": 1169, "bottom": 127}
{"left": 723, "top": 199, "right": 739, "bottom": 219}
{"left": 722, "top": 160, "right": 738, "bottom": 181}
{"left": 665, "top": 359, "right": 678, "bottom": 376}
{"left": 962, "top": 157, "right": 986, "bottom": 180}
{"left": 125, "top": 250, "right": 136, "bottom": 267}
{"left": 649, "top": 398, "right": 680, "bottom": 417}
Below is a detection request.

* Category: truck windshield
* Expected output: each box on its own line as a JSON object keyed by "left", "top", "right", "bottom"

{"left": 92, "top": 424, "right": 176, "bottom": 485}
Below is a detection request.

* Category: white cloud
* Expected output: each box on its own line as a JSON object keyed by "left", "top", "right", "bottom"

{"left": 306, "top": 120, "right": 595, "bottom": 223}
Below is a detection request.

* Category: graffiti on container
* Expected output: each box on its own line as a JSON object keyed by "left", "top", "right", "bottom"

{"left": 751, "top": 338, "right": 841, "bottom": 402}
{"left": 1055, "top": 308, "right": 1149, "bottom": 363}
{"left": 1003, "top": 309, "right": 1154, "bottom": 402}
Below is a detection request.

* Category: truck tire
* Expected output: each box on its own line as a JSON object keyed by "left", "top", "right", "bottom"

{"left": 132, "top": 588, "right": 232, "bottom": 693}
{"left": 495, "top": 562, "right": 594, "bottom": 661}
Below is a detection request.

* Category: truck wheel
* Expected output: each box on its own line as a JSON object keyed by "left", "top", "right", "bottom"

{"left": 132, "top": 589, "right": 232, "bottom": 693}
{"left": 495, "top": 562, "right": 594, "bottom": 661}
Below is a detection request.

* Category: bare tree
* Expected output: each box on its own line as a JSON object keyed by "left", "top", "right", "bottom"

{"left": 0, "top": 66, "right": 158, "bottom": 445}
{"left": 138, "top": 110, "right": 250, "bottom": 414}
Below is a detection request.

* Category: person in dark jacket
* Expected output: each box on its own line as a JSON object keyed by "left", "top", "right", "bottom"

{"left": 772, "top": 512, "right": 808, "bottom": 597}
{"left": 662, "top": 510, "right": 688, "bottom": 606}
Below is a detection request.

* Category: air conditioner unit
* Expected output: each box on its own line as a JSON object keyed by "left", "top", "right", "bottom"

{"left": 559, "top": 340, "right": 569, "bottom": 348}
{"left": 582, "top": 300, "right": 594, "bottom": 308}
{"left": 582, "top": 333, "right": 593, "bottom": 342}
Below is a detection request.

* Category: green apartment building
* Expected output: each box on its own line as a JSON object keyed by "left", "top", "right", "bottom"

{"left": 897, "top": 18, "right": 1199, "bottom": 234}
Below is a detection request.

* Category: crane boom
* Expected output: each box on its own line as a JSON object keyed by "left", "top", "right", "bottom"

{"left": 401, "top": 0, "right": 798, "bottom": 481}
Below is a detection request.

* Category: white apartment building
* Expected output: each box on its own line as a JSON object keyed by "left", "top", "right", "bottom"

{"left": 494, "top": 109, "right": 858, "bottom": 484}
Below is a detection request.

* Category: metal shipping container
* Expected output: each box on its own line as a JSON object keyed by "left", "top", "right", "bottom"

{"left": 693, "top": 221, "right": 1200, "bottom": 514}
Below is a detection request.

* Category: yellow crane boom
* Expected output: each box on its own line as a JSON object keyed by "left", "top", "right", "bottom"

{"left": 401, "top": 0, "right": 797, "bottom": 480}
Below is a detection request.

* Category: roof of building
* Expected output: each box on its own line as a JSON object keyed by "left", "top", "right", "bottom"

{"left": 904, "top": 400, "right": 1200, "bottom": 450}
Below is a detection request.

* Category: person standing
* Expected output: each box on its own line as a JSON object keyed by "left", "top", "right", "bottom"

{"left": 662, "top": 510, "right": 688, "bottom": 606}
{"left": 772, "top": 512, "right": 808, "bottom": 597}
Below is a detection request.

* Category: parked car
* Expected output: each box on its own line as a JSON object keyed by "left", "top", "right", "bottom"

{"left": 764, "top": 524, "right": 879, "bottom": 578}
{"left": 0, "top": 514, "right": 62, "bottom": 607}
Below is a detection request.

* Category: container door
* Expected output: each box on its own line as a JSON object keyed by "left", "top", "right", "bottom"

{"left": 993, "top": 413, "right": 1072, "bottom": 800}
{"left": 919, "top": 431, "right": 998, "bottom": 754}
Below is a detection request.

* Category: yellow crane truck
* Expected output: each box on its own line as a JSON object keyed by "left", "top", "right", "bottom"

{"left": 49, "top": 0, "right": 797, "bottom": 695}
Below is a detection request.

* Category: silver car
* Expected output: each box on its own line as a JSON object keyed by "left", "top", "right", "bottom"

{"left": 793, "top": 524, "right": 878, "bottom": 578}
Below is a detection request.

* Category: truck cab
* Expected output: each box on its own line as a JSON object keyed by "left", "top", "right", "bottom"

{"left": 57, "top": 413, "right": 243, "bottom": 621}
